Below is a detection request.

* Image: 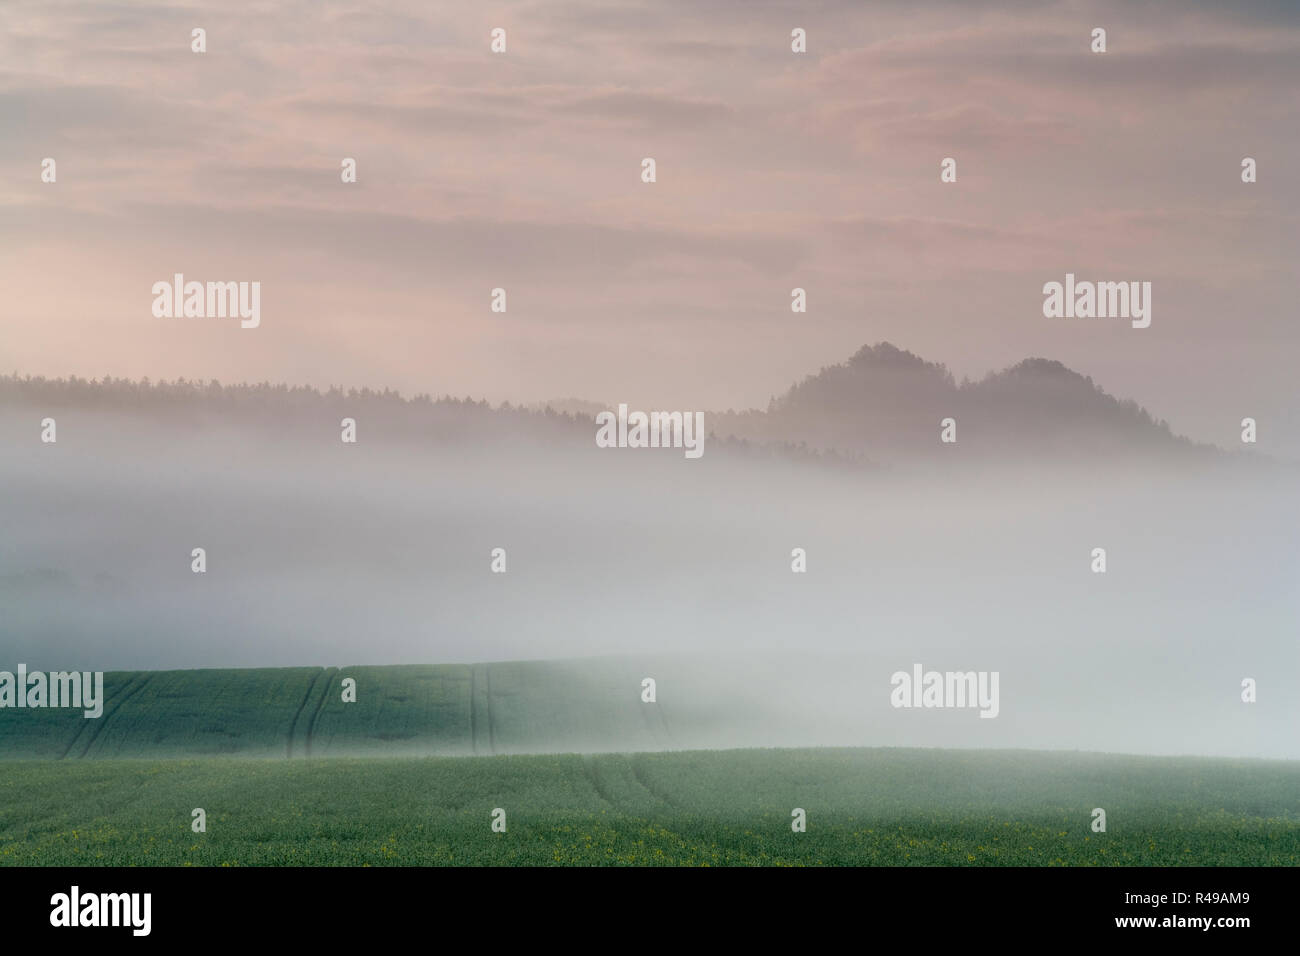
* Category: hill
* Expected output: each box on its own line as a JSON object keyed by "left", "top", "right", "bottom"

{"left": 708, "top": 343, "right": 1210, "bottom": 462}
{"left": 0, "top": 342, "right": 1221, "bottom": 468}
{"left": 0, "top": 661, "right": 687, "bottom": 760}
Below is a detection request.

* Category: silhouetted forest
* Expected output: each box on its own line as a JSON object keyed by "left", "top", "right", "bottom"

{"left": 2, "top": 342, "right": 1220, "bottom": 466}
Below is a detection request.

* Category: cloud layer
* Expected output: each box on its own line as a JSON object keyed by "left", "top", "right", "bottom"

{"left": 2, "top": 0, "right": 1297, "bottom": 451}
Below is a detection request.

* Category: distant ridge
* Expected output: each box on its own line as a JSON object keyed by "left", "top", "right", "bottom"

{"left": 0, "top": 342, "right": 1218, "bottom": 465}
{"left": 709, "top": 342, "right": 1212, "bottom": 462}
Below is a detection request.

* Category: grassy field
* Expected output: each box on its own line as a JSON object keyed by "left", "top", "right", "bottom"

{"left": 0, "top": 662, "right": 679, "bottom": 759}
{"left": 1, "top": 748, "right": 1297, "bottom": 866}
{"left": 2, "top": 664, "right": 1297, "bottom": 865}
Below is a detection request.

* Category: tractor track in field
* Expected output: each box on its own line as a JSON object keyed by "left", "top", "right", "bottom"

{"left": 653, "top": 698, "right": 675, "bottom": 746}
{"left": 64, "top": 673, "right": 155, "bottom": 759}
{"left": 469, "top": 663, "right": 495, "bottom": 755}
{"left": 485, "top": 664, "right": 497, "bottom": 754}
{"left": 582, "top": 755, "right": 617, "bottom": 808}
{"left": 469, "top": 664, "right": 478, "bottom": 755}
{"left": 58, "top": 673, "right": 141, "bottom": 759}
{"left": 302, "top": 668, "right": 336, "bottom": 758}
{"left": 628, "top": 755, "right": 681, "bottom": 810}
{"left": 285, "top": 669, "right": 324, "bottom": 758}
{"left": 638, "top": 697, "right": 676, "bottom": 750}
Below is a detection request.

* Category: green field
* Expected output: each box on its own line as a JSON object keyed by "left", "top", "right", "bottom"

{"left": 0, "top": 662, "right": 680, "bottom": 759}
{"left": 2, "top": 664, "right": 1298, "bottom": 866}
{"left": 1, "top": 748, "right": 1297, "bottom": 866}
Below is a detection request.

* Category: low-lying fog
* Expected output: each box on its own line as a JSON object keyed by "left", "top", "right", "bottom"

{"left": 1, "top": 404, "right": 1296, "bottom": 759}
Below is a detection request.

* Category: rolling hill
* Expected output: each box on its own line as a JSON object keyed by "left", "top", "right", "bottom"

{"left": 3, "top": 663, "right": 1298, "bottom": 866}
{"left": 0, "top": 661, "right": 681, "bottom": 760}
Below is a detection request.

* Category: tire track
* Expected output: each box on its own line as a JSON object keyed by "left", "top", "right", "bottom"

{"left": 628, "top": 755, "right": 681, "bottom": 810}
{"left": 302, "top": 668, "right": 336, "bottom": 758}
{"left": 469, "top": 664, "right": 478, "bottom": 755}
{"left": 485, "top": 664, "right": 496, "bottom": 754}
{"left": 470, "top": 664, "right": 494, "bottom": 755}
{"left": 582, "top": 754, "right": 616, "bottom": 808}
{"left": 285, "top": 669, "right": 325, "bottom": 758}
{"left": 652, "top": 694, "right": 676, "bottom": 747}
{"left": 73, "top": 673, "right": 155, "bottom": 759}
{"left": 637, "top": 694, "right": 657, "bottom": 743}
{"left": 58, "top": 673, "right": 144, "bottom": 759}
{"left": 638, "top": 698, "right": 673, "bottom": 750}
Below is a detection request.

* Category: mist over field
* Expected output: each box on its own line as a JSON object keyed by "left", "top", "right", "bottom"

{"left": 1, "top": 350, "right": 1296, "bottom": 760}
{"left": 4, "top": 0, "right": 1299, "bottom": 886}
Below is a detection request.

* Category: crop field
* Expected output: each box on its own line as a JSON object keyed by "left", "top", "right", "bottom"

{"left": 1, "top": 748, "right": 1298, "bottom": 866}
{"left": 0, "top": 662, "right": 684, "bottom": 759}
{"left": 2, "top": 664, "right": 1298, "bottom": 866}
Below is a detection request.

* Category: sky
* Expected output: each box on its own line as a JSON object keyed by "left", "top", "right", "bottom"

{"left": 2, "top": 0, "right": 1297, "bottom": 452}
